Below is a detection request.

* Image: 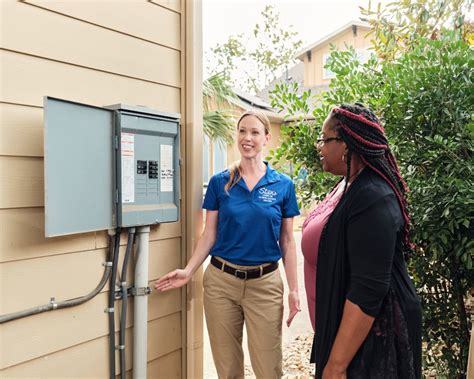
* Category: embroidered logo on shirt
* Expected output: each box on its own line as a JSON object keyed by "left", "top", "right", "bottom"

{"left": 258, "top": 187, "right": 277, "bottom": 203}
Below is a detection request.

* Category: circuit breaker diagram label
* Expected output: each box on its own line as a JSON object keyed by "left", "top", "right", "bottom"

{"left": 121, "top": 133, "right": 135, "bottom": 203}
{"left": 160, "top": 145, "right": 173, "bottom": 192}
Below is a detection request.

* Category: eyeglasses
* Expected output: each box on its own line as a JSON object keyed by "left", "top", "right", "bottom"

{"left": 315, "top": 136, "right": 342, "bottom": 147}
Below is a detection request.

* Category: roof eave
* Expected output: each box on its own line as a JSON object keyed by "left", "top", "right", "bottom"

{"left": 295, "top": 20, "right": 370, "bottom": 61}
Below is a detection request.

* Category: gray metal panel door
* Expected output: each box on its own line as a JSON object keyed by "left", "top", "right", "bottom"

{"left": 44, "top": 97, "right": 115, "bottom": 236}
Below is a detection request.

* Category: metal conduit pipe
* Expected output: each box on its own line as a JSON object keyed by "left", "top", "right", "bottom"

{"left": 0, "top": 230, "right": 118, "bottom": 324}
{"left": 108, "top": 228, "right": 122, "bottom": 379}
{"left": 119, "top": 227, "right": 136, "bottom": 378}
{"left": 133, "top": 226, "right": 150, "bottom": 379}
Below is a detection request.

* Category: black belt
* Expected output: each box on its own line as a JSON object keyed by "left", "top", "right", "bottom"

{"left": 211, "top": 256, "right": 278, "bottom": 280}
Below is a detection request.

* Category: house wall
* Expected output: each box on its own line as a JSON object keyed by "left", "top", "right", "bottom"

{"left": 0, "top": 0, "right": 202, "bottom": 377}
{"left": 302, "top": 26, "right": 371, "bottom": 87}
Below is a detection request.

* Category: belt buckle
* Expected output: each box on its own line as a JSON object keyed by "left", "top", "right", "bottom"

{"left": 234, "top": 269, "right": 247, "bottom": 280}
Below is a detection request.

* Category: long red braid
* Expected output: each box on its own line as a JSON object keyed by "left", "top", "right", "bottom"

{"left": 332, "top": 104, "right": 412, "bottom": 254}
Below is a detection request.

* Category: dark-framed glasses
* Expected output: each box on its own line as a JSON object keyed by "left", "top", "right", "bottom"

{"left": 315, "top": 136, "right": 342, "bottom": 147}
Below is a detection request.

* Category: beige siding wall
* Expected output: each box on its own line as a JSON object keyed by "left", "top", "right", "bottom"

{"left": 303, "top": 26, "right": 371, "bottom": 87}
{"left": 0, "top": 0, "right": 201, "bottom": 377}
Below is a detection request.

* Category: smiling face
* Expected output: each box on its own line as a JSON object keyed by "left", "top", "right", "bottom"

{"left": 317, "top": 117, "right": 347, "bottom": 176}
{"left": 237, "top": 114, "right": 270, "bottom": 160}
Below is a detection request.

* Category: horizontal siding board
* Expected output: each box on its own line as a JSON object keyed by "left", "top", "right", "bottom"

{"left": 1, "top": 237, "right": 181, "bottom": 314}
{"left": 95, "top": 221, "right": 181, "bottom": 249}
{"left": 147, "top": 312, "right": 182, "bottom": 360}
{"left": 1, "top": 293, "right": 109, "bottom": 369}
{"left": 23, "top": 0, "right": 180, "bottom": 49}
{"left": 2, "top": 2, "right": 180, "bottom": 87}
{"left": 0, "top": 103, "right": 43, "bottom": 157}
{"left": 148, "top": 237, "right": 181, "bottom": 280}
{"left": 1, "top": 315, "right": 181, "bottom": 375}
{"left": 1, "top": 289, "right": 181, "bottom": 369}
{"left": 149, "top": 0, "right": 181, "bottom": 13}
{"left": 0, "top": 156, "right": 44, "bottom": 209}
{"left": 0, "top": 208, "right": 96, "bottom": 263}
{"left": 0, "top": 247, "right": 108, "bottom": 315}
{"left": 147, "top": 349, "right": 182, "bottom": 378}
{"left": 0, "top": 209, "right": 182, "bottom": 264}
{"left": 0, "top": 50, "right": 181, "bottom": 113}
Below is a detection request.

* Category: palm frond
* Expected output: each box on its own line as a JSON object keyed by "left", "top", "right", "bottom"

{"left": 202, "top": 72, "right": 237, "bottom": 144}
{"left": 203, "top": 72, "right": 236, "bottom": 112}
{"left": 203, "top": 110, "right": 236, "bottom": 146}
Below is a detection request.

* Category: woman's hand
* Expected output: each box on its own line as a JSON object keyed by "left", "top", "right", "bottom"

{"left": 286, "top": 290, "right": 301, "bottom": 327}
{"left": 154, "top": 269, "right": 191, "bottom": 291}
{"left": 322, "top": 363, "right": 347, "bottom": 379}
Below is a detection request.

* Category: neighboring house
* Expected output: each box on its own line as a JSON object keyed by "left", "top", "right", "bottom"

{"left": 1, "top": 1, "right": 202, "bottom": 378}
{"left": 203, "top": 88, "right": 284, "bottom": 182}
{"left": 258, "top": 20, "right": 372, "bottom": 103}
{"left": 296, "top": 20, "right": 371, "bottom": 90}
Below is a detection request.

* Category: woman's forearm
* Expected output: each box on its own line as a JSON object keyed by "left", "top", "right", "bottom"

{"left": 183, "top": 210, "right": 218, "bottom": 277}
{"left": 281, "top": 239, "right": 298, "bottom": 292}
{"left": 325, "top": 299, "right": 374, "bottom": 373}
{"left": 184, "top": 233, "right": 216, "bottom": 276}
{"left": 280, "top": 217, "right": 299, "bottom": 293}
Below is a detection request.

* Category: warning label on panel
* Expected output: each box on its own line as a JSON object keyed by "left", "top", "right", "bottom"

{"left": 121, "top": 133, "right": 135, "bottom": 203}
{"left": 160, "top": 145, "right": 173, "bottom": 192}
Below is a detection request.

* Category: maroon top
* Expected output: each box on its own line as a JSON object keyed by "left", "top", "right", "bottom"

{"left": 301, "top": 180, "right": 345, "bottom": 331}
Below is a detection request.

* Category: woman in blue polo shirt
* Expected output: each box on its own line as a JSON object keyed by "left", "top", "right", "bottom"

{"left": 155, "top": 110, "right": 300, "bottom": 378}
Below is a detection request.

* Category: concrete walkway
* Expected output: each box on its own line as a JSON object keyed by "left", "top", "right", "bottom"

{"left": 203, "top": 230, "right": 312, "bottom": 378}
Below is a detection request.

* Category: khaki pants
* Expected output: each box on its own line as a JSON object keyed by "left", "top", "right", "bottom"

{"left": 203, "top": 259, "right": 284, "bottom": 379}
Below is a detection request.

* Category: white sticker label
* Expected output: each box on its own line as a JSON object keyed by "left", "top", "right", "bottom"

{"left": 160, "top": 145, "right": 173, "bottom": 192}
{"left": 121, "top": 133, "right": 135, "bottom": 203}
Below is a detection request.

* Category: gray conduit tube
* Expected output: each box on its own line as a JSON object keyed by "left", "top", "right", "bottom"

{"left": 0, "top": 230, "right": 118, "bottom": 324}
{"left": 133, "top": 226, "right": 150, "bottom": 379}
{"left": 108, "top": 228, "right": 122, "bottom": 379}
{"left": 119, "top": 227, "right": 135, "bottom": 378}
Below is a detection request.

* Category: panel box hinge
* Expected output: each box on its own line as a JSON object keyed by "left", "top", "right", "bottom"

{"left": 114, "top": 135, "right": 119, "bottom": 150}
{"left": 115, "top": 188, "right": 119, "bottom": 204}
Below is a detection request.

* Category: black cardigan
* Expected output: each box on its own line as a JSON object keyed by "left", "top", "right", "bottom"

{"left": 311, "top": 169, "right": 422, "bottom": 379}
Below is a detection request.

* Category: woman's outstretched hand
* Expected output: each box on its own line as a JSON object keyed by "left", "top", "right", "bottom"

{"left": 286, "top": 290, "right": 301, "bottom": 327}
{"left": 154, "top": 269, "right": 191, "bottom": 292}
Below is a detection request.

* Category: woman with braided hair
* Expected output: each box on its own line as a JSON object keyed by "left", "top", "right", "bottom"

{"left": 302, "top": 103, "right": 421, "bottom": 378}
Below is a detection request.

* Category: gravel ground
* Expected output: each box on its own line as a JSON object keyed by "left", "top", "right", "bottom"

{"left": 244, "top": 333, "right": 315, "bottom": 379}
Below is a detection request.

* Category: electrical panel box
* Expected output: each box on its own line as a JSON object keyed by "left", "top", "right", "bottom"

{"left": 108, "top": 104, "right": 180, "bottom": 228}
{"left": 44, "top": 97, "right": 180, "bottom": 237}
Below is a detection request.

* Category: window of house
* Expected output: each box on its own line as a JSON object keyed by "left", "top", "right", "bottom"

{"left": 322, "top": 53, "right": 335, "bottom": 80}
{"left": 213, "top": 141, "right": 227, "bottom": 174}
{"left": 203, "top": 136, "right": 227, "bottom": 185}
{"left": 356, "top": 48, "right": 371, "bottom": 64}
{"left": 323, "top": 48, "right": 373, "bottom": 80}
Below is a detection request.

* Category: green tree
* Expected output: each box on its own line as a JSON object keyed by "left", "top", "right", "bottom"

{"left": 269, "top": 1, "right": 473, "bottom": 376}
{"left": 208, "top": 5, "right": 302, "bottom": 94}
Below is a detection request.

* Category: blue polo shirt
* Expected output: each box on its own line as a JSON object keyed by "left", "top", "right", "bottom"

{"left": 203, "top": 163, "right": 300, "bottom": 265}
